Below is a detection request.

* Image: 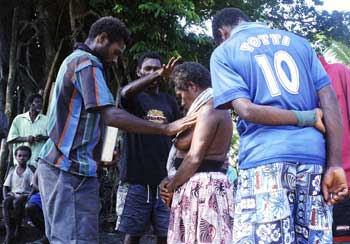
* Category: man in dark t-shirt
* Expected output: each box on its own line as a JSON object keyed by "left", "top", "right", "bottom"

{"left": 115, "top": 52, "right": 181, "bottom": 244}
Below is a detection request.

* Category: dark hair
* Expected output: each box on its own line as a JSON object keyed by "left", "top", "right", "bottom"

{"left": 170, "top": 62, "right": 211, "bottom": 90}
{"left": 212, "top": 8, "right": 250, "bottom": 45}
{"left": 15, "top": 145, "right": 32, "bottom": 159}
{"left": 88, "top": 16, "right": 131, "bottom": 45}
{"left": 137, "top": 52, "right": 162, "bottom": 68}
{"left": 26, "top": 93, "right": 43, "bottom": 109}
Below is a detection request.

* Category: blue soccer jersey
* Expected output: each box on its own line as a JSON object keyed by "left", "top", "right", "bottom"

{"left": 210, "top": 22, "right": 331, "bottom": 169}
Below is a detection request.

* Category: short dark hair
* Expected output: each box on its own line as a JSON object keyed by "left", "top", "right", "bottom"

{"left": 88, "top": 16, "right": 131, "bottom": 45}
{"left": 137, "top": 52, "right": 162, "bottom": 68}
{"left": 170, "top": 62, "right": 211, "bottom": 90}
{"left": 212, "top": 8, "right": 250, "bottom": 45}
{"left": 26, "top": 93, "right": 43, "bottom": 109}
{"left": 15, "top": 145, "right": 32, "bottom": 159}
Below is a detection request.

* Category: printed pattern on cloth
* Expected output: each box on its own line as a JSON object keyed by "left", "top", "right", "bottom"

{"left": 115, "top": 182, "right": 129, "bottom": 230}
{"left": 168, "top": 172, "right": 234, "bottom": 244}
{"left": 233, "top": 162, "right": 333, "bottom": 244}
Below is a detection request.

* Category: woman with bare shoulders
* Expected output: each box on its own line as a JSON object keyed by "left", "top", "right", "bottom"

{"left": 160, "top": 62, "right": 235, "bottom": 244}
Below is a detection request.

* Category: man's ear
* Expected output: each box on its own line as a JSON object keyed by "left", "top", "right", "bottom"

{"left": 96, "top": 32, "right": 109, "bottom": 45}
{"left": 188, "top": 81, "right": 197, "bottom": 92}
{"left": 218, "top": 27, "right": 230, "bottom": 42}
{"left": 136, "top": 67, "right": 142, "bottom": 77}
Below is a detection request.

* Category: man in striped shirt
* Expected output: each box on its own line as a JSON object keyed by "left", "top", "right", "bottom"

{"left": 36, "top": 17, "right": 194, "bottom": 244}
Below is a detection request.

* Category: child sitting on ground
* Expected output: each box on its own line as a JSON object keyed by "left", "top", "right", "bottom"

{"left": 2, "top": 145, "right": 33, "bottom": 244}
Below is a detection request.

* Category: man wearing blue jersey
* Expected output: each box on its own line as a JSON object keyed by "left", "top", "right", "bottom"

{"left": 211, "top": 8, "right": 348, "bottom": 244}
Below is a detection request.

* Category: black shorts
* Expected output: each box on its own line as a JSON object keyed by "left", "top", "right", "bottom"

{"left": 333, "top": 196, "right": 350, "bottom": 236}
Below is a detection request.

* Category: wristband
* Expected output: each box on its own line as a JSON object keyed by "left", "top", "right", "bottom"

{"left": 292, "top": 110, "right": 316, "bottom": 127}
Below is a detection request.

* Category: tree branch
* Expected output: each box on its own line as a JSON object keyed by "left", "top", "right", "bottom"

{"left": 18, "top": 63, "right": 38, "bottom": 87}
{"left": 43, "top": 38, "right": 64, "bottom": 113}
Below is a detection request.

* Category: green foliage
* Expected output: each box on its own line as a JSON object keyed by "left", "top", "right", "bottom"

{"left": 250, "top": 0, "right": 350, "bottom": 48}
{"left": 325, "top": 40, "right": 350, "bottom": 65}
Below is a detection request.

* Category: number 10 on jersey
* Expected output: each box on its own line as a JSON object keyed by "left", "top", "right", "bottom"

{"left": 255, "top": 50, "right": 300, "bottom": 96}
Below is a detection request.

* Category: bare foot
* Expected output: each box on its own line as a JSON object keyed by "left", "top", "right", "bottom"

{"left": 314, "top": 108, "right": 326, "bottom": 134}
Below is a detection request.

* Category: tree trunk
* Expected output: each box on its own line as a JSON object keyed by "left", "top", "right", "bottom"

{"left": 0, "top": 10, "right": 11, "bottom": 112}
{"left": 69, "top": 0, "right": 78, "bottom": 44}
{"left": 43, "top": 38, "right": 64, "bottom": 113}
{"left": 0, "top": 139, "right": 9, "bottom": 185}
{"left": 4, "top": 7, "right": 19, "bottom": 121}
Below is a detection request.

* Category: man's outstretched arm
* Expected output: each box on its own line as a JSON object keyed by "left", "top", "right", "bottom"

{"left": 99, "top": 105, "right": 195, "bottom": 136}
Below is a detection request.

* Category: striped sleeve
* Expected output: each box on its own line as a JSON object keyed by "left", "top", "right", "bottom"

{"left": 76, "top": 63, "right": 115, "bottom": 111}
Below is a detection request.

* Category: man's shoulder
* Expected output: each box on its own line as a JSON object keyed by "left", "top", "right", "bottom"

{"left": 38, "top": 113, "right": 48, "bottom": 121}
{"left": 7, "top": 167, "right": 15, "bottom": 176}
{"left": 67, "top": 50, "right": 103, "bottom": 72}
{"left": 12, "top": 112, "right": 28, "bottom": 123}
{"left": 327, "top": 63, "right": 349, "bottom": 73}
{"left": 211, "top": 44, "right": 226, "bottom": 60}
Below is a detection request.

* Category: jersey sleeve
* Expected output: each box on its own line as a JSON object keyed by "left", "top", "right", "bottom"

{"left": 75, "top": 61, "right": 115, "bottom": 111}
{"left": 210, "top": 48, "right": 251, "bottom": 109}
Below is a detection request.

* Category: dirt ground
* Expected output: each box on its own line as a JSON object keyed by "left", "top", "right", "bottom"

{"left": 0, "top": 222, "right": 157, "bottom": 244}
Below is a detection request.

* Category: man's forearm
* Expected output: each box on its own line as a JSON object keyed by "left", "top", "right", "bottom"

{"left": 36, "top": 135, "right": 49, "bottom": 142}
{"left": 121, "top": 72, "right": 160, "bottom": 98}
{"left": 318, "top": 87, "right": 343, "bottom": 167}
{"left": 233, "top": 99, "right": 298, "bottom": 125}
{"left": 101, "top": 106, "right": 166, "bottom": 135}
{"left": 8, "top": 137, "right": 28, "bottom": 143}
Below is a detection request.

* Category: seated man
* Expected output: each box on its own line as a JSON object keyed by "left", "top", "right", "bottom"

{"left": 2, "top": 146, "right": 33, "bottom": 244}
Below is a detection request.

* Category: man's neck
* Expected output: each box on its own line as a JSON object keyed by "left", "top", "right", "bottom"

{"left": 29, "top": 110, "right": 38, "bottom": 121}
{"left": 84, "top": 40, "right": 95, "bottom": 52}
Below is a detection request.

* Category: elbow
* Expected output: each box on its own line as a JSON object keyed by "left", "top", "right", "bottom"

{"left": 186, "top": 154, "right": 202, "bottom": 167}
{"left": 120, "top": 88, "right": 127, "bottom": 98}
{"left": 239, "top": 106, "right": 253, "bottom": 121}
{"left": 120, "top": 86, "right": 132, "bottom": 99}
{"left": 100, "top": 109, "right": 114, "bottom": 126}
{"left": 103, "top": 116, "right": 113, "bottom": 126}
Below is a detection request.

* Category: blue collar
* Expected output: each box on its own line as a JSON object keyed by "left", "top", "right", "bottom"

{"left": 230, "top": 22, "right": 269, "bottom": 37}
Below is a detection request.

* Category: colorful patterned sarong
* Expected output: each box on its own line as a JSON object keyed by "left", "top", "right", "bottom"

{"left": 168, "top": 172, "right": 234, "bottom": 244}
{"left": 233, "top": 162, "right": 333, "bottom": 244}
